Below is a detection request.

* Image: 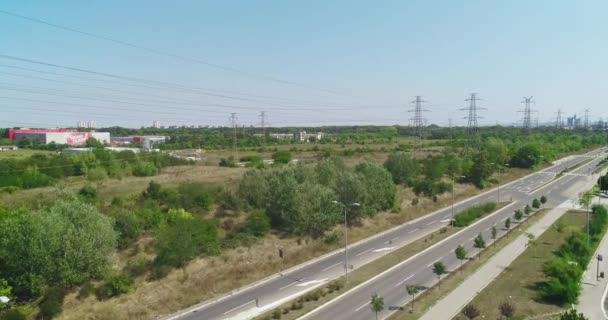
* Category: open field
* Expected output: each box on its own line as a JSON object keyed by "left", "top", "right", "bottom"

{"left": 0, "top": 149, "right": 54, "bottom": 159}
{"left": 452, "top": 211, "right": 587, "bottom": 320}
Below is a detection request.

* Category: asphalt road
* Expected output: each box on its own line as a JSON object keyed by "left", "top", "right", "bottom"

{"left": 300, "top": 147, "right": 607, "bottom": 320}
{"left": 168, "top": 147, "right": 607, "bottom": 320}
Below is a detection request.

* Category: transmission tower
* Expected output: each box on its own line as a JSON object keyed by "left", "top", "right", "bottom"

{"left": 584, "top": 109, "right": 590, "bottom": 129}
{"left": 555, "top": 109, "right": 563, "bottom": 128}
{"left": 408, "top": 95, "right": 429, "bottom": 138}
{"left": 461, "top": 93, "right": 485, "bottom": 133}
{"left": 518, "top": 96, "right": 535, "bottom": 130}
{"left": 229, "top": 113, "right": 238, "bottom": 155}
{"left": 258, "top": 111, "right": 268, "bottom": 145}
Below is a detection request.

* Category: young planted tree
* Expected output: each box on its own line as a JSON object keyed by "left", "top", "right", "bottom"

{"left": 474, "top": 233, "right": 486, "bottom": 256}
{"left": 598, "top": 175, "right": 608, "bottom": 194}
{"left": 505, "top": 217, "right": 511, "bottom": 230}
{"left": 405, "top": 284, "right": 420, "bottom": 313}
{"left": 540, "top": 195, "right": 548, "bottom": 206}
{"left": 462, "top": 304, "right": 481, "bottom": 319}
{"left": 532, "top": 198, "right": 541, "bottom": 209}
{"left": 527, "top": 233, "right": 538, "bottom": 257}
{"left": 455, "top": 245, "right": 468, "bottom": 267}
{"left": 492, "top": 224, "right": 497, "bottom": 239}
{"left": 514, "top": 209, "right": 523, "bottom": 221}
{"left": 370, "top": 293, "right": 385, "bottom": 320}
{"left": 524, "top": 204, "right": 532, "bottom": 215}
{"left": 499, "top": 302, "right": 515, "bottom": 319}
{"left": 432, "top": 262, "right": 447, "bottom": 288}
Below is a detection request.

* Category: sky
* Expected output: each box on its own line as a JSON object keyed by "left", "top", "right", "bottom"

{"left": 0, "top": 0, "right": 607, "bottom": 128}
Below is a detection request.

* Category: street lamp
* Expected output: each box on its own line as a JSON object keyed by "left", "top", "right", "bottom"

{"left": 332, "top": 200, "right": 360, "bottom": 282}
{"left": 443, "top": 174, "right": 466, "bottom": 225}
{"left": 597, "top": 254, "right": 603, "bottom": 281}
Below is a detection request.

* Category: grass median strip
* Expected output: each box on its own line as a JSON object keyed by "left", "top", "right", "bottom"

{"left": 384, "top": 208, "right": 551, "bottom": 320}
{"left": 254, "top": 202, "right": 509, "bottom": 320}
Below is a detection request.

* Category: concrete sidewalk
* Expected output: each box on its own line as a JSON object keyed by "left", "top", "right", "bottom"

{"left": 576, "top": 197, "right": 608, "bottom": 320}
{"left": 419, "top": 205, "right": 570, "bottom": 320}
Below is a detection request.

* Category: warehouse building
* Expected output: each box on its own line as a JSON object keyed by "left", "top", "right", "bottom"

{"left": 10, "top": 128, "right": 110, "bottom": 145}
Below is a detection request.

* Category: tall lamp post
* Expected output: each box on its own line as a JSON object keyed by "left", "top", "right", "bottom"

{"left": 444, "top": 174, "right": 466, "bottom": 225}
{"left": 332, "top": 201, "right": 360, "bottom": 282}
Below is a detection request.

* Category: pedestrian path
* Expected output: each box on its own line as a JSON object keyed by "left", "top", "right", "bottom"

{"left": 419, "top": 205, "right": 570, "bottom": 320}
{"left": 576, "top": 197, "right": 608, "bottom": 320}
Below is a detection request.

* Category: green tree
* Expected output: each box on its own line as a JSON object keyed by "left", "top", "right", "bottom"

{"left": 238, "top": 169, "right": 270, "bottom": 208}
{"left": 370, "top": 293, "right": 384, "bottom": 320}
{"left": 514, "top": 209, "right": 523, "bottom": 221}
{"left": 474, "top": 233, "right": 486, "bottom": 250}
{"left": 525, "top": 204, "right": 532, "bottom": 215}
{"left": 532, "top": 198, "right": 541, "bottom": 209}
{"left": 468, "top": 151, "right": 494, "bottom": 188}
{"left": 540, "top": 195, "right": 548, "bottom": 206}
{"left": 505, "top": 217, "right": 511, "bottom": 230}
{"left": 405, "top": 284, "right": 420, "bottom": 312}
{"left": 510, "top": 144, "right": 542, "bottom": 168}
{"left": 492, "top": 224, "right": 497, "bottom": 239}
{"left": 383, "top": 152, "right": 419, "bottom": 185}
{"left": 0, "top": 192, "right": 117, "bottom": 298}
{"left": 355, "top": 161, "right": 396, "bottom": 213}
{"left": 598, "top": 175, "right": 608, "bottom": 194}
{"left": 527, "top": 233, "right": 538, "bottom": 257}
{"left": 432, "top": 262, "right": 447, "bottom": 288}
{"left": 560, "top": 309, "right": 588, "bottom": 320}
{"left": 154, "top": 212, "right": 219, "bottom": 269}
{"left": 455, "top": 245, "right": 467, "bottom": 267}
{"left": 85, "top": 137, "right": 104, "bottom": 148}
{"left": 272, "top": 151, "right": 292, "bottom": 164}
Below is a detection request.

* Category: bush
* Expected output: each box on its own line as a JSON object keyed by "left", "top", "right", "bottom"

{"left": 78, "top": 185, "right": 97, "bottom": 200}
{"left": 453, "top": 203, "right": 497, "bottom": 227}
{"left": 272, "top": 151, "right": 292, "bottom": 164}
{"left": 86, "top": 166, "right": 107, "bottom": 181}
{"left": 132, "top": 162, "right": 159, "bottom": 177}
{"left": 219, "top": 156, "right": 237, "bottom": 167}
{"left": 104, "top": 272, "right": 134, "bottom": 297}
{"left": 0, "top": 309, "right": 26, "bottom": 320}
{"left": 323, "top": 231, "right": 339, "bottom": 245}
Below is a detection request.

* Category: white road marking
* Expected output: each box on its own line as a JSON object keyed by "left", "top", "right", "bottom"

{"left": 443, "top": 215, "right": 451, "bottom": 219}
{"left": 223, "top": 300, "right": 256, "bottom": 315}
{"left": 321, "top": 262, "right": 341, "bottom": 272}
{"left": 408, "top": 228, "right": 419, "bottom": 234}
{"left": 279, "top": 281, "right": 298, "bottom": 291}
{"left": 373, "top": 247, "right": 393, "bottom": 253}
{"left": 295, "top": 279, "right": 328, "bottom": 287}
{"left": 440, "top": 219, "right": 451, "bottom": 223}
{"left": 427, "top": 220, "right": 437, "bottom": 226}
{"left": 426, "top": 258, "right": 442, "bottom": 268}
{"left": 356, "top": 248, "right": 374, "bottom": 256}
{"left": 355, "top": 301, "right": 370, "bottom": 312}
{"left": 395, "top": 274, "right": 415, "bottom": 287}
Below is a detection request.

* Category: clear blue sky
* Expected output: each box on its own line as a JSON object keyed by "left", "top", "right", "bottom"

{"left": 1, "top": 0, "right": 607, "bottom": 128}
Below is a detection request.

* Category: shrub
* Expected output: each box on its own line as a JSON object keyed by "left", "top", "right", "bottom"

{"left": 323, "top": 231, "right": 339, "bottom": 245}
{"left": 132, "top": 162, "right": 158, "bottom": 177}
{"left": 86, "top": 166, "right": 107, "bottom": 181}
{"left": 453, "top": 203, "right": 497, "bottom": 227}
{"left": 272, "top": 151, "right": 292, "bottom": 164}
{"left": 78, "top": 185, "right": 97, "bottom": 200}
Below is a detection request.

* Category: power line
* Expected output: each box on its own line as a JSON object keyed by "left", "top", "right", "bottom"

{"left": 0, "top": 10, "right": 390, "bottom": 103}
{"left": 461, "top": 93, "right": 485, "bottom": 133}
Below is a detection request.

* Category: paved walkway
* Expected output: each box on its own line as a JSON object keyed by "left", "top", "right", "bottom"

{"left": 576, "top": 197, "right": 608, "bottom": 320}
{"left": 419, "top": 205, "right": 570, "bottom": 320}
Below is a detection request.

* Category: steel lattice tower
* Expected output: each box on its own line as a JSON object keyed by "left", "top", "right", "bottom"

{"left": 584, "top": 109, "right": 590, "bottom": 129}
{"left": 408, "top": 95, "right": 429, "bottom": 138}
{"left": 519, "top": 96, "right": 535, "bottom": 129}
{"left": 555, "top": 109, "right": 563, "bottom": 128}
{"left": 258, "top": 111, "right": 267, "bottom": 145}
{"left": 461, "top": 93, "right": 485, "bottom": 133}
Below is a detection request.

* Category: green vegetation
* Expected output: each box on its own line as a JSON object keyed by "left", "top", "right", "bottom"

{"left": 0, "top": 149, "right": 188, "bottom": 190}
{"left": 539, "top": 205, "right": 608, "bottom": 305}
{"left": 453, "top": 202, "right": 497, "bottom": 227}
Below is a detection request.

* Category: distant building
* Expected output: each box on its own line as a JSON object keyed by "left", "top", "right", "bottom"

{"left": 295, "top": 131, "right": 323, "bottom": 142}
{"left": 77, "top": 120, "right": 86, "bottom": 128}
{"left": 10, "top": 128, "right": 110, "bottom": 145}
{"left": 87, "top": 120, "right": 96, "bottom": 129}
{"left": 0, "top": 145, "right": 18, "bottom": 151}
{"left": 152, "top": 120, "right": 161, "bottom": 128}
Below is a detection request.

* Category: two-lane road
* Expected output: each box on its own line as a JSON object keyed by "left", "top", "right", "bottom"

{"left": 168, "top": 147, "right": 606, "bottom": 320}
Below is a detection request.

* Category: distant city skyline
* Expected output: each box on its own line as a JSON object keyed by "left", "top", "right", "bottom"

{"left": 1, "top": 1, "right": 607, "bottom": 128}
